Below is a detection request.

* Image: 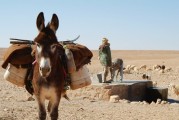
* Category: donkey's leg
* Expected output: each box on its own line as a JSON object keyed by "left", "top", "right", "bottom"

{"left": 50, "top": 96, "right": 61, "bottom": 120}
{"left": 109, "top": 67, "right": 114, "bottom": 81}
{"left": 111, "top": 70, "right": 115, "bottom": 81}
{"left": 120, "top": 64, "right": 123, "bottom": 81}
{"left": 116, "top": 69, "right": 120, "bottom": 80}
{"left": 37, "top": 97, "right": 46, "bottom": 120}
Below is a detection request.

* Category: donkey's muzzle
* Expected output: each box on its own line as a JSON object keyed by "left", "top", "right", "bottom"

{"left": 40, "top": 67, "right": 51, "bottom": 77}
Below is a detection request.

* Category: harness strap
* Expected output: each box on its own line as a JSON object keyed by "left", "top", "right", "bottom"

{"left": 60, "top": 54, "right": 71, "bottom": 90}
{"left": 62, "top": 66, "right": 67, "bottom": 78}
{"left": 32, "top": 59, "right": 37, "bottom": 65}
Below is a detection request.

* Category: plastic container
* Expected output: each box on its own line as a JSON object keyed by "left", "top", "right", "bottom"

{"left": 70, "top": 65, "right": 91, "bottom": 90}
{"left": 4, "top": 64, "right": 28, "bottom": 87}
{"left": 65, "top": 48, "right": 76, "bottom": 73}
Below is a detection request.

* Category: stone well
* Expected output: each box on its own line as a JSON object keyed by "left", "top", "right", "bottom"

{"left": 67, "top": 80, "right": 156, "bottom": 101}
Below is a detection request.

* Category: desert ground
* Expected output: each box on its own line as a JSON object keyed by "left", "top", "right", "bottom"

{"left": 1, "top": 49, "right": 179, "bottom": 120}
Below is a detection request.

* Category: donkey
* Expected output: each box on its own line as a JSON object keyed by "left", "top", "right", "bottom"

{"left": 32, "top": 12, "right": 67, "bottom": 120}
{"left": 111, "top": 58, "right": 123, "bottom": 81}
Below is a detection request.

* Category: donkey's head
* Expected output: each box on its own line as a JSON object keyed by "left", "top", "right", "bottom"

{"left": 34, "top": 12, "right": 59, "bottom": 78}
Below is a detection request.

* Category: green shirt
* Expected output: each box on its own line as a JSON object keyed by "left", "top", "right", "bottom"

{"left": 99, "top": 43, "right": 112, "bottom": 67}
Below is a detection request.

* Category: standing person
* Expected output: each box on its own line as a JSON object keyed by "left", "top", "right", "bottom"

{"left": 99, "top": 38, "right": 112, "bottom": 83}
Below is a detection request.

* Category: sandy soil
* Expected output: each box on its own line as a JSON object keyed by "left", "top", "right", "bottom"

{"left": 1, "top": 49, "right": 179, "bottom": 120}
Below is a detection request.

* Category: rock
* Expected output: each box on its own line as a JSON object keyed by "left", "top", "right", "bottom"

{"left": 150, "top": 101, "right": 156, "bottom": 105}
{"left": 161, "top": 101, "right": 168, "bottom": 104}
{"left": 4, "top": 108, "right": 8, "bottom": 111}
{"left": 120, "top": 99, "right": 130, "bottom": 103}
{"left": 130, "top": 101, "right": 139, "bottom": 104}
{"left": 109, "top": 95, "right": 119, "bottom": 103}
{"left": 156, "top": 99, "right": 162, "bottom": 104}
{"left": 142, "top": 101, "right": 149, "bottom": 105}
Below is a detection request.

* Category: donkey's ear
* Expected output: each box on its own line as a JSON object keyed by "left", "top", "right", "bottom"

{"left": 36, "top": 12, "right": 45, "bottom": 31}
{"left": 50, "top": 14, "right": 59, "bottom": 33}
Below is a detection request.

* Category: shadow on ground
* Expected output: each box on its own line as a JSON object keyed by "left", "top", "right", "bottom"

{"left": 168, "top": 98, "right": 179, "bottom": 103}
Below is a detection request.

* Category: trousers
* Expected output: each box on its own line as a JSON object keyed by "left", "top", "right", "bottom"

{"left": 102, "top": 66, "right": 112, "bottom": 82}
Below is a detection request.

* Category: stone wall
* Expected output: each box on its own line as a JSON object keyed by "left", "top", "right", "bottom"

{"left": 67, "top": 80, "right": 154, "bottom": 101}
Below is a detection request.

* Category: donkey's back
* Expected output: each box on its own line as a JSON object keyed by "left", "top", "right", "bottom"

{"left": 112, "top": 58, "right": 123, "bottom": 70}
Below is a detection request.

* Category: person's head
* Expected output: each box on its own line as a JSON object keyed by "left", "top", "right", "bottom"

{"left": 102, "top": 38, "right": 109, "bottom": 44}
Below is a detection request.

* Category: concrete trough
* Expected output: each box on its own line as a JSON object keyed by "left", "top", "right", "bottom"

{"left": 68, "top": 79, "right": 168, "bottom": 102}
{"left": 103, "top": 80, "right": 153, "bottom": 101}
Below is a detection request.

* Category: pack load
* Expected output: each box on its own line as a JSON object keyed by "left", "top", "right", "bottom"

{"left": 2, "top": 44, "right": 34, "bottom": 69}
{"left": 62, "top": 43, "right": 93, "bottom": 71}
{"left": 70, "top": 65, "right": 91, "bottom": 90}
{"left": 64, "top": 47, "right": 76, "bottom": 73}
{"left": 4, "top": 64, "right": 28, "bottom": 87}
{"left": 2, "top": 44, "right": 34, "bottom": 87}
{"left": 61, "top": 43, "right": 93, "bottom": 90}
{"left": 2, "top": 37, "right": 93, "bottom": 90}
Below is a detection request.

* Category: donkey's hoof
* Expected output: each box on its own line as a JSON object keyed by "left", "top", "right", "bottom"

{"left": 27, "top": 96, "right": 35, "bottom": 101}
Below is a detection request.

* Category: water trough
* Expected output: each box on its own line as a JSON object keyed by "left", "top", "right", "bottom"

{"left": 68, "top": 78, "right": 168, "bottom": 102}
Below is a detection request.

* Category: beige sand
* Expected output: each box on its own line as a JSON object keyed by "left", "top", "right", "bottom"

{"left": 0, "top": 49, "right": 179, "bottom": 120}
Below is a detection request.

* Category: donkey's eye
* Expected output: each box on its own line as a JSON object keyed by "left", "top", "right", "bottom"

{"left": 36, "top": 43, "right": 39, "bottom": 47}
{"left": 51, "top": 44, "right": 56, "bottom": 53}
{"left": 36, "top": 43, "right": 42, "bottom": 53}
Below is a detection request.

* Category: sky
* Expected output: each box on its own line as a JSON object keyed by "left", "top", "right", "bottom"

{"left": 0, "top": 0, "right": 179, "bottom": 50}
